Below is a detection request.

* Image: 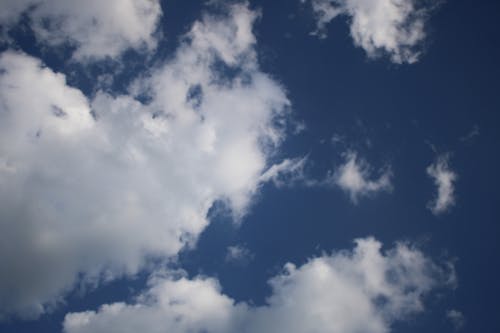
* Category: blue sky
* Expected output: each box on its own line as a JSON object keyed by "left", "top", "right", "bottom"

{"left": 0, "top": 0, "right": 499, "bottom": 332}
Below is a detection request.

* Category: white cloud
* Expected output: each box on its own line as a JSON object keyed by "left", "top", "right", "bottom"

{"left": 447, "top": 309, "right": 465, "bottom": 330}
{"left": 306, "top": 0, "right": 431, "bottom": 63}
{"left": 308, "top": 0, "right": 344, "bottom": 38}
{"left": 329, "top": 151, "right": 392, "bottom": 203}
{"left": 0, "top": 0, "right": 162, "bottom": 61}
{"left": 63, "top": 237, "right": 454, "bottom": 333}
{"left": 0, "top": 3, "right": 292, "bottom": 318}
{"left": 64, "top": 274, "right": 240, "bottom": 333}
{"left": 427, "top": 154, "right": 457, "bottom": 215}
{"left": 225, "top": 244, "right": 254, "bottom": 264}
{"left": 259, "top": 156, "right": 309, "bottom": 187}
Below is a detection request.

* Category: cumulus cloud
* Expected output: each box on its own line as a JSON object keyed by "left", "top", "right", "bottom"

{"left": 0, "top": 4, "right": 292, "bottom": 318}
{"left": 0, "top": 0, "right": 162, "bottom": 60}
{"left": 63, "top": 237, "right": 454, "bottom": 333}
{"left": 328, "top": 151, "right": 392, "bottom": 203}
{"left": 427, "top": 154, "right": 457, "bottom": 215}
{"left": 305, "top": 0, "right": 431, "bottom": 63}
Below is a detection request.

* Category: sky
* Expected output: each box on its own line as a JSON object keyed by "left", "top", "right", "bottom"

{"left": 0, "top": 0, "right": 499, "bottom": 332}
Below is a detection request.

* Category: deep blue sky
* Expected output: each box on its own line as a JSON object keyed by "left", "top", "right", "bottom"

{"left": 1, "top": 0, "right": 500, "bottom": 332}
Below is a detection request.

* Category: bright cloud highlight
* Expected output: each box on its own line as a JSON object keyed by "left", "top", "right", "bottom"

{"left": 63, "top": 237, "right": 454, "bottom": 333}
{"left": 0, "top": 4, "right": 291, "bottom": 318}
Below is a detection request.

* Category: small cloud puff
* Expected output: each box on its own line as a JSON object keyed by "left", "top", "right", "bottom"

{"left": 225, "top": 245, "right": 254, "bottom": 265}
{"left": 259, "top": 157, "right": 309, "bottom": 188}
{"left": 330, "top": 151, "right": 392, "bottom": 203}
{"left": 427, "top": 154, "right": 457, "bottom": 215}
{"left": 447, "top": 309, "right": 465, "bottom": 330}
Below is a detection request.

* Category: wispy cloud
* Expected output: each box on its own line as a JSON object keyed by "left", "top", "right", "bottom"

{"left": 447, "top": 309, "right": 466, "bottom": 330}
{"left": 259, "top": 157, "right": 310, "bottom": 187}
{"left": 0, "top": 0, "right": 162, "bottom": 61}
{"left": 225, "top": 245, "right": 254, "bottom": 265}
{"left": 327, "top": 151, "right": 392, "bottom": 203}
{"left": 459, "top": 125, "right": 480, "bottom": 144}
{"left": 304, "top": 0, "right": 434, "bottom": 63}
{"left": 427, "top": 154, "right": 458, "bottom": 215}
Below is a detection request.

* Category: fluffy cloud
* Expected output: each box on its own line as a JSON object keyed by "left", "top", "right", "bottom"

{"left": 328, "top": 151, "right": 392, "bottom": 203}
{"left": 0, "top": 0, "right": 162, "bottom": 60}
{"left": 305, "top": 0, "right": 431, "bottom": 63}
{"left": 63, "top": 237, "right": 454, "bottom": 333}
{"left": 0, "top": 4, "right": 291, "bottom": 318}
{"left": 427, "top": 154, "right": 457, "bottom": 215}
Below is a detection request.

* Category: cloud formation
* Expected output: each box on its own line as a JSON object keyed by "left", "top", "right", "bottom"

{"left": 447, "top": 309, "right": 466, "bottom": 330}
{"left": 305, "top": 0, "right": 431, "bottom": 63}
{"left": 0, "top": 4, "right": 291, "bottom": 318}
{"left": 329, "top": 151, "right": 392, "bottom": 203}
{"left": 259, "top": 157, "right": 309, "bottom": 187}
{"left": 225, "top": 244, "right": 254, "bottom": 264}
{"left": 63, "top": 237, "right": 454, "bottom": 333}
{"left": 427, "top": 154, "right": 457, "bottom": 215}
{"left": 0, "top": 0, "right": 162, "bottom": 60}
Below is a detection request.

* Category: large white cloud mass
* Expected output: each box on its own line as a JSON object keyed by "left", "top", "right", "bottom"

{"left": 305, "top": 0, "right": 430, "bottom": 63}
{"left": 0, "top": 0, "right": 162, "bottom": 60}
{"left": 63, "top": 237, "right": 454, "bottom": 333}
{"left": 0, "top": 4, "right": 291, "bottom": 318}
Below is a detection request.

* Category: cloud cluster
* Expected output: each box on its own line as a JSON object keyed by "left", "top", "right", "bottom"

{"left": 256, "top": 151, "right": 393, "bottom": 203}
{"left": 0, "top": 4, "right": 291, "bottom": 318}
{"left": 427, "top": 154, "right": 457, "bottom": 215}
{"left": 0, "top": 2, "right": 460, "bottom": 331}
{"left": 63, "top": 237, "right": 454, "bottom": 333}
{"left": 0, "top": 0, "right": 162, "bottom": 60}
{"left": 328, "top": 151, "right": 392, "bottom": 203}
{"left": 305, "top": 0, "right": 430, "bottom": 63}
